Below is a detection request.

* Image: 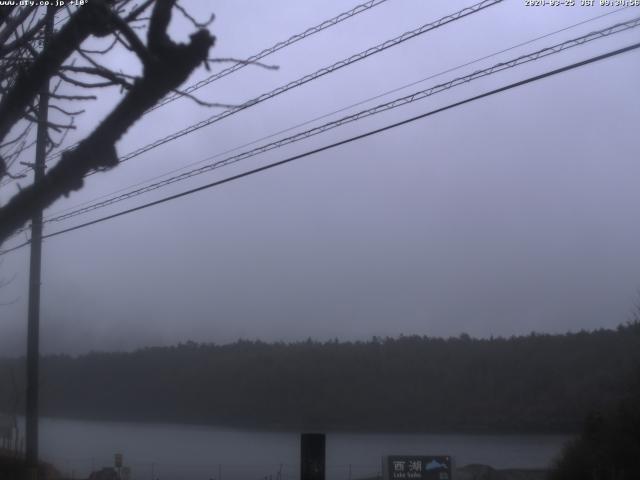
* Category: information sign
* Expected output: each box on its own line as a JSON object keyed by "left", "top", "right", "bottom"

{"left": 385, "top": 455, "right": 452, "bottom": 480}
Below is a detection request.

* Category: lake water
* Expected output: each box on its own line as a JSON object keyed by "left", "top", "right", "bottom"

{"left": 28, "top": 417, "right": 570, "bottom": 480}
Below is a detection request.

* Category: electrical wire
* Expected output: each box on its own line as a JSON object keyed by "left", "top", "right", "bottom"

{"left": 2, "top": 40, "right": 638, "bottom": 256}
{"left": 152, "top": 0, "right": 394, "bottom": 111}
{"left": 37, "top": 0, "right": 498, "bottom": 184}
{"left": 102, "top": 0, "right": 503, "bottom": 170}
{"left": 42, "top": 6, "right": 632, "bottom": 220}
{"left": 0, "top": 0, "right": 394, "bottom": 184}
{"left": 41, "top": 16, "right": 640, "bottom": 226}
{"left": 0, "top": 0, "right": 506, "bottom": 244}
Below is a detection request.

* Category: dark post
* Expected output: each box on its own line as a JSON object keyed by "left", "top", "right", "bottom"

{"left": 25, "top": 7, "right": 54, "bottom": 480}
{"left": 300, "top": 433, "right": 325, "bottom": 480}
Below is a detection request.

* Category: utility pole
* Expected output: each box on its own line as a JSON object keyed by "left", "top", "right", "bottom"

{"left": 25, "top": 8, "right": 54, "bottom": 480}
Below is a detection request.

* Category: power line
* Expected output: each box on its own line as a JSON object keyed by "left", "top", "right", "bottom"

{"left": 0, "top": 0, "right": 505, "bottom": 244}
{"left": 151, "top": 0, "right": 394, "bottom": 111}
{"left": 2, "top": 40, "right": 638, "bottom": 257}
{"left": 84, "top": 0, "right": 503, "bottom": 175}
{"left": 42, "top": 6, "right": 632, "bottom": 221}
{"left": 41, "top": 16, "right": 640, "bottom": 226}
{"left": 1, "top": 0, "right": 393, "bottom": 185}
{"left": 4, "top": 11, "right": 635, "bottom": 245}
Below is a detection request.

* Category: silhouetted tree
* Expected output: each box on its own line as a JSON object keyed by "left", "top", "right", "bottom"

{"left": 549, "top": 372, "right": 640, "bottom": 480}
{"left": 0, "top": 0, "right": 215, "bottom": 245}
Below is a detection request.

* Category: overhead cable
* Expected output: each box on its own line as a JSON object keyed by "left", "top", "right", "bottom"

{"left": 42, "top": 6, "right": 632, "bottom": 220}
{"left": 0, "top": 0, "right": 393, "bottom": 185}
{"left": 151, "top": 0, "right": 394, "bottom": 111}
{"left": 2, "top": 40, "right": 638, "bottom": 256}
{"left": 42, "top": 16, "right": 640, "bottom": 225}
{"left": 81, "top": 0, "right": 503, "bottom": 175}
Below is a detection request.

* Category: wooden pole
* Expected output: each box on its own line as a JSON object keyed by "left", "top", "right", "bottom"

{"left": 25, "top": 8, "right": 54, "bottom": 480}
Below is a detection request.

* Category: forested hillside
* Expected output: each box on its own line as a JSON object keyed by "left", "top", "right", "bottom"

{"left": 2, "top": 324, "right": 639, "bottom": 433}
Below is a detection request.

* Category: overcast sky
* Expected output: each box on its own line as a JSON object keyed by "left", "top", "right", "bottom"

{"left": 1, "top": 0, "right": 639, "bottom": 356}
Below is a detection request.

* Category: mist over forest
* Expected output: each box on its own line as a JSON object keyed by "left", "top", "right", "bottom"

{"left": 2, "top": 324, "right": 639, "bottom": 434}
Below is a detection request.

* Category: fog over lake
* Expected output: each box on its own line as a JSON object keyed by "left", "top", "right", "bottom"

{"left": 1, "top": 0, "right": 639, "bottom": 355}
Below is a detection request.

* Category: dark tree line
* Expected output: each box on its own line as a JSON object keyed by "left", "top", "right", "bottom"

{"left": 1, "top": 323, "right": 639, "bottom": 433}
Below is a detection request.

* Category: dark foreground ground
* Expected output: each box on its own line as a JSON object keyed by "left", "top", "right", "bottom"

{"left": 0, "top": 450, "right": 59, "bottom": 480}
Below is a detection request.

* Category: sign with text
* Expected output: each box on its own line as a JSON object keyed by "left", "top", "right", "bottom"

{"left": 385, "top": 456, "right": 452, "bottom": 480}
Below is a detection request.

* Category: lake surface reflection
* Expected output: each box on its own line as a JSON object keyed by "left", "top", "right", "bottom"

{"left": 32, "top": 417, "right": 570, "bottom": 480}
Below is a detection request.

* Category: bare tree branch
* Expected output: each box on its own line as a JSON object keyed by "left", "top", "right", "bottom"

{"left": 175, "top": 2, "right": 215, "bottom": 29}
{"left": 0, "top": 2, "right": 109, "bottom": 146}
{"left": 0, "top": 0, "right": 215, "bottom": 244}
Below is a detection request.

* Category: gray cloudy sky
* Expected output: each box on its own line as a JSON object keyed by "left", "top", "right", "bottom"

{"left": 1, "top": 0, "right": 639, "bottom": 356}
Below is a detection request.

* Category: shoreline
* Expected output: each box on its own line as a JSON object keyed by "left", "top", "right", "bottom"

{"left": 23, "top": 412, "right": 579, "bottom": 437}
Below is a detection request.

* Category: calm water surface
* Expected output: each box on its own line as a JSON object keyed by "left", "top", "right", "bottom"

{"left": 30, "top": 417, "right": 570, "bottom": 480}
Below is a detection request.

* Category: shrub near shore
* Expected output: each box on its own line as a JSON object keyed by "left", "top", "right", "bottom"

{"left": 549, "top": 375, "right": 640, "bottom": 480}
{"left": 0, "top": 451, "right": 62, "bottom": 480}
